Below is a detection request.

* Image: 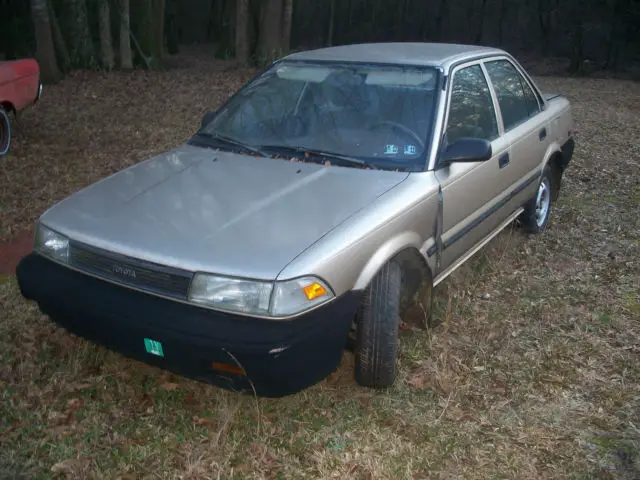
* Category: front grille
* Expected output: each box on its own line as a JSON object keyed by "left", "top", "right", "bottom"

{"left": 69, "top": 242, "right": 193, "bottom": 299}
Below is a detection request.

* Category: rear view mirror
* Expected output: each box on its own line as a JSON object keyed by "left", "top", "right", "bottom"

{"left": 201, "top": 111, "right": 216, "bottom": 129}
{"left": 439, "top": 137, "right": 492, "bottom": 166}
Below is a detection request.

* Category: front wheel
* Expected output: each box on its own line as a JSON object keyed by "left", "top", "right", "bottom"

{"left": 520, "top": 165, "right": 553, "bottom": 233}
{"left": 0, "top": 108, "right": 10, "bottom": 157}
{"left": 354, "top": 261, "right": 402, "bottom": 388}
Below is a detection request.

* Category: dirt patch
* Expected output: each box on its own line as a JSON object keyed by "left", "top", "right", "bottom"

{"left": 0, "top": 230, "right": 32, "bottom": 274}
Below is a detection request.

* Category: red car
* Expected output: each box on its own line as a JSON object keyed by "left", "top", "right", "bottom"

{"left": 0, "top": 58, "right": 42, "bottom": 157}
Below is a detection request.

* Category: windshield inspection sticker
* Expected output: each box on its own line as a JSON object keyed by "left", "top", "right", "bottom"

{"left": 404, "top": 145, "right": 417, "bottom": 155}
{"left": 384, "top": 144, "right": 399, "bottom": 155}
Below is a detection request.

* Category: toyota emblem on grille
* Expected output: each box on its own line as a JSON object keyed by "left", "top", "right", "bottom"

{"left": 112, "top": 263, "right": 137, "bottom": 279}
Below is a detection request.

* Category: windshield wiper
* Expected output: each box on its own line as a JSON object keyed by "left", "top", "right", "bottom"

{"left": 194, "top": 132, "right": 270, "bottom": 158}
{"left": 259, "top": 145, "right": 379, "bottom": 170}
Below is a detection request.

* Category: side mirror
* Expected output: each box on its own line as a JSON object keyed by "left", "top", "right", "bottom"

{"left": 201, "top": 111, "right": 216, "bottom": 129}
{"left": 439, "top": 137, "right": 492, "bottom": 167}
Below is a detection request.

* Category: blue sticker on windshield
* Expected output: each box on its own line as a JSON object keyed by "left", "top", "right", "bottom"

{"left": 384, "top": 144, "right": 399, "bottom": 155}
{"left": 404, "top": 145, "right": 417, "bottom": 155}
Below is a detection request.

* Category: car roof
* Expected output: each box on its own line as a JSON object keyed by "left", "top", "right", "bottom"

{"left": 283, "top": 42, "right": 507, "bottom": 70}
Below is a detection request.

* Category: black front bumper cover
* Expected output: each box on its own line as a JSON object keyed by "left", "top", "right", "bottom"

{"left": 16, "top": 253, "right": 361, "bottom": 398}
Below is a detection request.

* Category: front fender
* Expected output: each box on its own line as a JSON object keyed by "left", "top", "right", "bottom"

{"left": 353, "top": 231, "right": 423, "bottom": 290}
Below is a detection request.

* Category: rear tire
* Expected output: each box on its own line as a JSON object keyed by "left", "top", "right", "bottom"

{"left": 0, "top": 108, "right": 10, "bottom": 157}
{"left": 520, "top": 164, "right": 553, "bottom": 234}
{"left": 354, "top": 261, "right": 402, "bottom": 388}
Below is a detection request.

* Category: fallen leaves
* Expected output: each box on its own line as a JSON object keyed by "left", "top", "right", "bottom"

{"left": 159, "top": 382, "right": 179, "bottom": 391}
{"left": 50, "top": 458, "right": 89, "bottom": 476}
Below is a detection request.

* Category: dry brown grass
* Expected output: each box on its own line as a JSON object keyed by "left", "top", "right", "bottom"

{"left": 1, "top": 47, "right": 639, "bottom": 479}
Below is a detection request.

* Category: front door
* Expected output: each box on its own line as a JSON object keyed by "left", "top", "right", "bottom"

{"left": 434, "top": 62, "right": 511, "bottom": 273}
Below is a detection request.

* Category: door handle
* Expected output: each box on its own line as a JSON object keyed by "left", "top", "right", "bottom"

{"left": 498, "top": 152, "right": 510, "bottom": 169}
{"left": 539, "top": 128, "right": 547, "bottom": 140}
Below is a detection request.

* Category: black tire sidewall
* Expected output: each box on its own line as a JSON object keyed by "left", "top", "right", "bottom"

{"left": 0, "top": 109, "right": 10, "bottom": 157}
{"left": 354, "top": 261, "right": 402, "bottom": 388}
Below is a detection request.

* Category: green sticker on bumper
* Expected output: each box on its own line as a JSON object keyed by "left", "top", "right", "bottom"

{"left": 144, "top": 338, "right": 164, "bottom": 357}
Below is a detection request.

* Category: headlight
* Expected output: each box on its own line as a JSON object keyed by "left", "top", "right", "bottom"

{"left": 189, "top": 274, "right": 273, "bottom": 315}
{"left": 188, "top": 274, "right": 334, "bottom": 318}
{"left": 34, "top": 224, "right": 69, "bottom": 263}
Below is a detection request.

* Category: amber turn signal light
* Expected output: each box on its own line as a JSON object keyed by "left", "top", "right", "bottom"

{"left": 302, "top": 282, "right": 327, "bottom": 300}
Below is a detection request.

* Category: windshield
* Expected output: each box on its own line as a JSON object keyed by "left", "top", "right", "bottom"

{"left": 197, "top": 61, "right": 440, "bottom": 170}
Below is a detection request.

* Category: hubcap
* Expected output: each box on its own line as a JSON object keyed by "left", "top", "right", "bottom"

{"left": 535, "top": 178, "right": 551, "bottom": 227}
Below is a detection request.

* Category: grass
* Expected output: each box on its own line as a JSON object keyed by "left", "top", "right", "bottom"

{"left": 1, "top": 47, "right": 639, "bottom": 478}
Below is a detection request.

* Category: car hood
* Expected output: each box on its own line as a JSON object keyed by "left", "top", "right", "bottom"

{"left": 41, "top": 144, "right": 409, "bottom": 279}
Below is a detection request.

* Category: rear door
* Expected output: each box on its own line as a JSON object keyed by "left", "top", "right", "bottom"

{"left": 434, "top": 61, "right": 512, "bottom": 273}
{"left": 482, "top": 58, "right": 548, "bottom": 207}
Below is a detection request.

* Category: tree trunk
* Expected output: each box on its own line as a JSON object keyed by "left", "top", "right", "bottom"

{"left": 257, "top": 0, "right": 283, "bottom": 63}
{"left": 119, "top": 0, "right": 133, "bottom": 69}
{"left": 132, "top": 0, "right": 165, "bottom": 69}
{"left": 68, "top": 0, "right": 95, "bottom": 67}
{"left": 605, "top": 0, "right": 623, "bottom": 70}
{"left": 282, "top": 0, "right": 293, "bottom": 52}
{"left": 538, "top": 0, "right": 551, "bottom": 56}
{"left": 235, "top": 0, "right": 250, "bottom": 64}
{"left": 474, "top": 0, "right": 489, "bottom": 44}
{"left": 568, "top": 0, "right": 585, "bottom": 74}
{"left": 497, "top": 0, "right": 508, "bottom": 45}
{"left": 165, "top": 0, "right": 179, "bottom": 55}
{"left": 98, "top": 0, "right": 115, "bottom": 70}
{"left": 436, "top": 0, "right": 448, "bottom": 41}
{"left": 31, "top": 0, "right": 61, "bottom": 83}
{"left": 397, "top": 0, "right": 409, "bottom": 41}
{"left": 326, "top": 0, "right": 336, "bottom": 46}
{"left": 48, "top": 0, "right": 70, "bottom": 72}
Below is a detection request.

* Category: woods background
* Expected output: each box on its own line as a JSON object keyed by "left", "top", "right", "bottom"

{"left": 1, "top": 0, "right": 639, "bottom": 83}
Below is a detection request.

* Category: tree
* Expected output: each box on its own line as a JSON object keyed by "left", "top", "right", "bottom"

{"left": 30, "top": 0, "right": 61, "bottom": 83}
{"left": 235, "top": 0, "right": 250, "bottom": 64}
{"left": 282, "top": 0, "right": 294, "bottom": 52}
{"left": 474, "top": 0, "right": 489, "bottom": 44}
{"left": 119, "top": 0, "right": 133, "bottom": 69}
{"left": 132, "top": 0, "right": 165, "bottom": 69}
{"left": 497, "top": 0, "right": 508, "bottom": 45}
{"left": 165, "top": 0, "right": 179, "bottom": 55}
{"left": 98, "top": 0, "right": 115, "bottom": 70}
{"left": 257, "top": 0, "right": 283, "bottom": 63}
{"left": 48, "top": 0, "right": 70, "bottom": 72}
{"left": 568, "top": 0, "right": 585, "bottom": 74}
{"left": 326, "top": 0, "right": 336, "bottom": 46}
{"left": 68, "top": 0, "right": 95, "bottom": 67}
{"left": 538, "top": 0, "right": 553, "bottom": 56}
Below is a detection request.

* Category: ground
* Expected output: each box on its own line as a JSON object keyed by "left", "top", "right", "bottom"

{"left": 1, "top": 48, "right": 639, "bottom": 479}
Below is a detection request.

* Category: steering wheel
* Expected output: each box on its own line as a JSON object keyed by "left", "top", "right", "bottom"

{"left": 369, "top": 120, "right": 425, "bottom": 149}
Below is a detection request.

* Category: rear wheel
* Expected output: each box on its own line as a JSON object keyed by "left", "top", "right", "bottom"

{"left": 520, "top": 164, "right": 553, "bottom": 233}
{"left": 354, "top": 261, "right": 402, "bottom": 388}
{"left": 0, "top": 108, "right": 10, "bottom": 157}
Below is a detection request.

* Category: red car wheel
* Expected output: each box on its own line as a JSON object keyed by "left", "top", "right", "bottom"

{"left": 0, "top": 108, "right": 10, "bottom": 157}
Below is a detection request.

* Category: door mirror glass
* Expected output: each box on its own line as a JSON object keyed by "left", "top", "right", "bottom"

{"left": 439, "top": 137, "right": 492, "bottom": 166}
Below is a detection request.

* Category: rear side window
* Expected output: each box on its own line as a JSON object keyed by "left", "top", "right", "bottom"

{"left": 484, "top": 60, "right": 540, "bottom": 131}
{"left": 445, "top": 64, "right": 499, "bottom": 144}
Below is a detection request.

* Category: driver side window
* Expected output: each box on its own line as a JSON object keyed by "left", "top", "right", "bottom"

{"left": 446, "top": 64, "right": 499, "bottom": 145}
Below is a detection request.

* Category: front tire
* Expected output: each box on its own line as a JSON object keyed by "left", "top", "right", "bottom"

{"left": 354, "top": 261, "right": 402, "bottom": 388}
{"left": 520, "top": 165, "right": 553, "bottom": 233}
{"left": 0, "top": 108, "right": 10, "bottom": 157}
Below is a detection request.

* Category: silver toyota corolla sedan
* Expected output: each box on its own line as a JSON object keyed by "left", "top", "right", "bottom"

{"left": 16, "top": 43, "right": 575, "bottom": 397}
